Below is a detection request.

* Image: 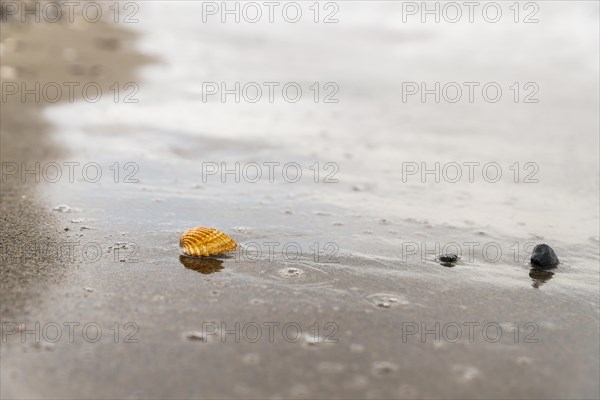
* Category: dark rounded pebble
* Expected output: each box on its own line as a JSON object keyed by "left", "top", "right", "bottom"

{"left": 439, "top": 254, "right": 459, "bottom": 263}
{"left": 530, "top": 244, "right": 559, "bottom": 269}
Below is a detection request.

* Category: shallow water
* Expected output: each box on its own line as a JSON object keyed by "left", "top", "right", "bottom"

{"left": 46, "top": 1, "right": 599, "bottom": 242}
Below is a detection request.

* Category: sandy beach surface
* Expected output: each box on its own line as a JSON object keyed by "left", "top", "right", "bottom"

{"left": 1, "top": 1, "right": 599, "bottom": 399}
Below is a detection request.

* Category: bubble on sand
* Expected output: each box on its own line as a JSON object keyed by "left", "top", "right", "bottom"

{"left": 452, "top": 365, "right": 480, "bottom": 382}
{"left": 302, "top": 332, "right": 337, "bottom": 348}
{"left": 352, "top": 184, "right": 373, "bottom": 192}
{"left": 516, "top": 356, "right": 533, "bottom": 366}
{"left": 32, "top": 342, "right": 55, "bottom": 351}
{"left": 302, "top": 334, "right": 322, "bottom": 348}
{"left": 108, "top": 242, "right": 132, "bottom": 252}
{"left": 267, "top": 265, "right": 334, "bottom": 288}
{"left": 364, "top": 293, "right": 409, "bottom": 309}
{"left": 280, "top": 267, "right": 303, "bottom": 277}
{"left": 315, "top": 211, "right": 333, "bottom": 216}
{"left": 53, "top": 204, "right": 80, "bottom": 213}
{"left": 372, "top": 361, "right": 398, "bottom": 376}
{"left": 184, "top": 331, "right": 207, "bottom": 342}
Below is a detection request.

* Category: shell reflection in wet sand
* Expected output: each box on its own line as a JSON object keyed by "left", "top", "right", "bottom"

{"left": 179, "top": 255, "right": 224, "bottom": 275}
{"left": 180, "top": 226, "right": 237, "bottom": 257}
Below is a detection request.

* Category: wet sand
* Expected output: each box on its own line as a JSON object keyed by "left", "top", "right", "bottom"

{"left": 0, "top": 9, "right": 152, "bottom": 312}
{"left": 1, "top": 3, "right": 599, "bottom": 399}
{"left": 0, "top": 13, "right": 152, "bottom": 397}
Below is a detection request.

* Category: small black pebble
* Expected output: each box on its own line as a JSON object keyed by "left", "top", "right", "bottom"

{"left": 439, "top": 254, "right": 459, "bottom": 263}
{"left": 530, "top": 244, "right": 559, "bottom": 269}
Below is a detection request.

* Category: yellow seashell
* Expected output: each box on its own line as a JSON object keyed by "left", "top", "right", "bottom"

{"left": 179, "top": 226, "right": 238, "bottom": 257}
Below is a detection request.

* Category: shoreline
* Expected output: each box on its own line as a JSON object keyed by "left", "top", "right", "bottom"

{"left": 0, "top": 16, "right": 153, "bottom": 398}
{"left": 0, "top": 12, "right": 153, "bottom": 318}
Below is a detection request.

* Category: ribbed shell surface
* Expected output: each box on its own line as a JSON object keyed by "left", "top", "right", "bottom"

{"left": 180, "top": 227, "right": 237, "bottom": 257}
